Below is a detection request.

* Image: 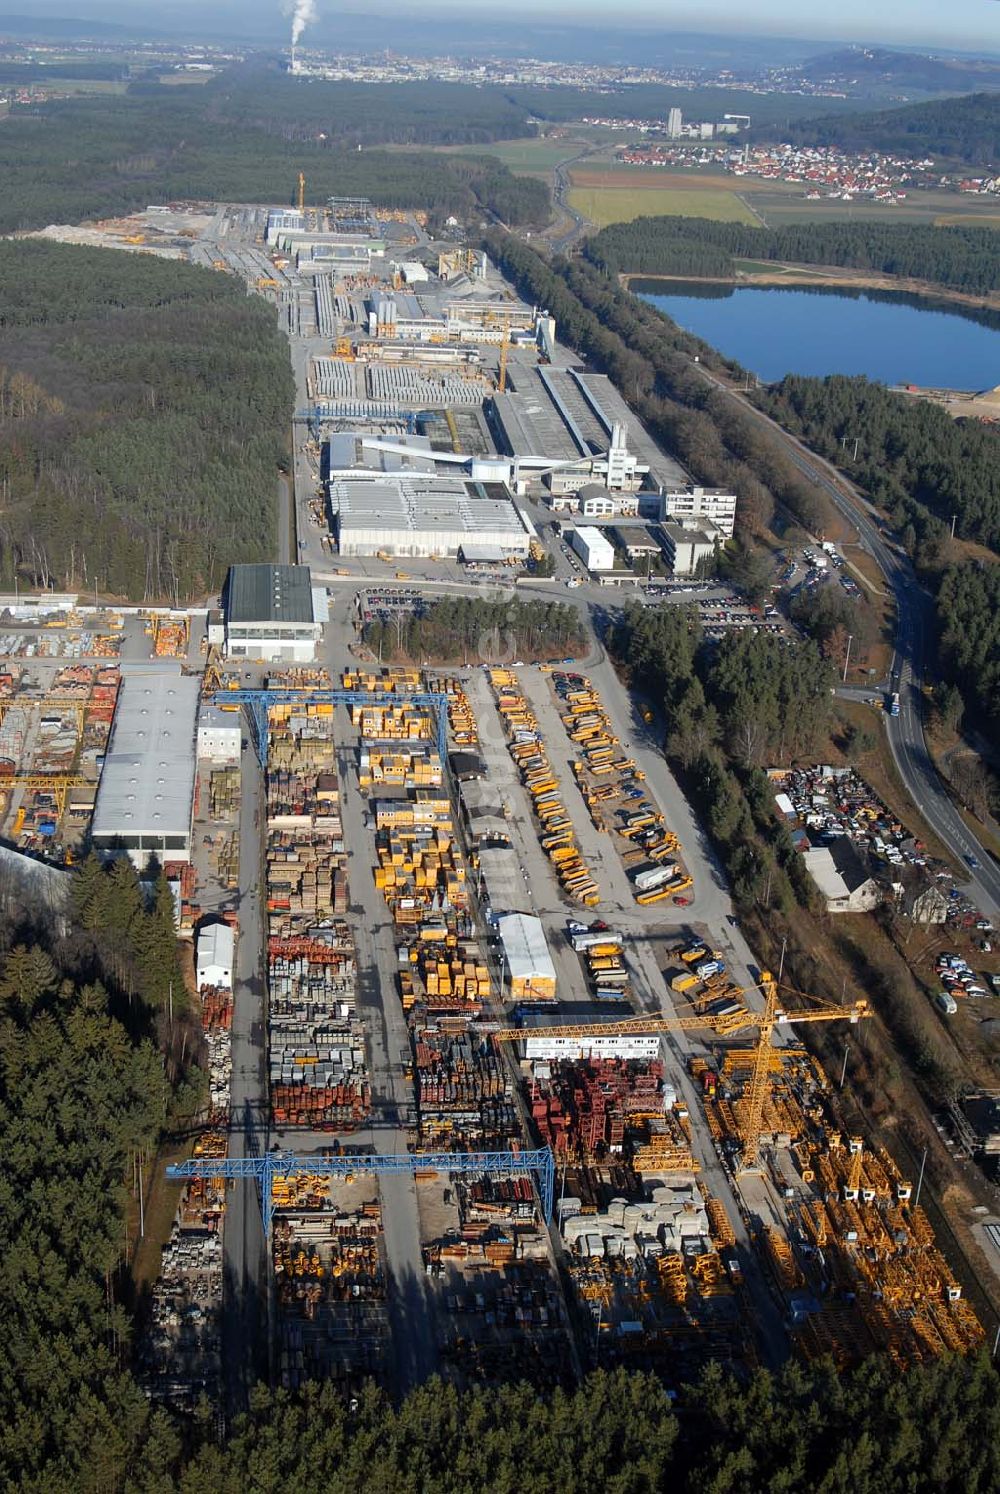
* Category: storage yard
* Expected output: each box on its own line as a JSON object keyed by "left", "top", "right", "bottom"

{"left": 137, "top": 635, "right": 989, "bottom": 1402}
{"left": 84, "top": 193, "right": 993, "bottom": 1410}
{"left": 546, "top": 668, "right": 693, "bottom": 905}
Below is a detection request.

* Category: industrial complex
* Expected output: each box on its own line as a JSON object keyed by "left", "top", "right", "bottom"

{"left": 13, "top": 187, "right": 991, "bottom": 1416}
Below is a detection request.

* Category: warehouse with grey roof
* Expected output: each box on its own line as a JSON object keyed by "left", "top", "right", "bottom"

{"left": 223, "top": 563, "right": 327, "bottom": 662}
{"left": 91, "top": 666, "right": 200, "bottom": 868}
{"left": 330, "top": 476, "right": 529, "bottom": 558}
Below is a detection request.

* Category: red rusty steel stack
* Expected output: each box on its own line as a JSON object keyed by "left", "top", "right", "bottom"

{"left": 271, "top": 1081, "right": 370, "bottom": 1129}
{"left": 463, "top": 1175, "right": 537, "bottom": 1222}
{"left": 528, "top": 1058, "right": 665, "bottom": 1159}
{"left": 267, "top": 934, "right": 354, "bottom": 963}
{"left": 200, "top": 985, "right": 233, "bottom": 1030}
{"left": 52, "top": 664, "right": 93, "bottom": 694}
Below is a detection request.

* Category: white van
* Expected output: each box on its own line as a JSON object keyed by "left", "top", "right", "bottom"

{"left": 936, "top": 992, "right": 958, "bottom": 1015}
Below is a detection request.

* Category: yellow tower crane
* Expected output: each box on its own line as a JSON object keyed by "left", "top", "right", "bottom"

{"left": 497, "top": 316, "right": 511, "bottom": 394}
{"left": 492, "top": 972, "right": 871, "bottom": 1172}
{"left": 297, "top": 171, "right": 306, "bottom": 215}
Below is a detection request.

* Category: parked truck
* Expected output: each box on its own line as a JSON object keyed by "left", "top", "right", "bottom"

{"left": 634, "top": 863, "right": 677, "bottom": 894}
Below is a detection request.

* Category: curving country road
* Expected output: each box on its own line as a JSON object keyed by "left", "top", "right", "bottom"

{"left": 545, "top": 149, "right": 594, "bottom": 255}
{"left": 695, "top": 366, "right": 1000, "bottom": 917}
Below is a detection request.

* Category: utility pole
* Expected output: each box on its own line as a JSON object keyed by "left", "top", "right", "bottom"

{"left": 913, "top": 1145, "right": 928, "bottom": 1210}
{"left": 839, "top": 1041, "right": 850, "bottom": 1089}
{"left": 843, "top": 634, "right": 853, "bottom": 684}
{"left": 950, "top": 513, "right": 958, "bottom": 540}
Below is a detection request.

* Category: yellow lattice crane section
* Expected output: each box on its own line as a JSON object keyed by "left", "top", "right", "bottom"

{"left": 498, "top": 316, "right": 511, "bottom": 394}
{"left": 0, "top": 697, "right": 86, "bottom": 732}
{"left": 844, "top": 1137, "right": 865, "bottom": 1201}
{"left": 297, "top": 171, "right": 305, "bottom": 214}
{"left": 493, "top": 971, "right": 871, "bottom": 1172}
{"left": 3, "top": 774, "right": 90, "bottom": 820}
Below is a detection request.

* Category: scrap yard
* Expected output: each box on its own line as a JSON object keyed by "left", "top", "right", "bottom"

{"left": 16, "top": 185, "right": 983, "bottom": 1417}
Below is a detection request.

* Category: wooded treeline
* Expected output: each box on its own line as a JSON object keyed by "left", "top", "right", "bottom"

{"left": 0, "top": 71, "right": 549, "bottom": 231}
{"left": 612, "top": 602, "right": 828, "bottom": 914}
{"left": 585, "top": 215, "right": 1000, "bottom": 295}
{"left": 937, "top": 563, "right": 1000, "bottom": 733}
{"left": 0, "top": 855, "right": 192, "bottom": 1492}
{"left": 0, "top": 241, "right": 294, "bottom": 601}
{"left": 754, "top": 374, "right": 1000, "bottom": 556}
{"left": 363, "top": 595, "right": 586, "bottom": 663}
{"left": 750, "top": 374, "right": 1000, "bottom": 728}
{"left": 164, "top": 1354, "right": 1000, "bottom": 1494}
{"left": 769, "top": 89, "right": 1000, "bottom": 169}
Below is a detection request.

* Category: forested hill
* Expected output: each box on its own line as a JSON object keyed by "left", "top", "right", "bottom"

{"left": 0, "top": 241, "right": 294, "bottom": 601}
{"left": 796, "top": 47, "right": 1000, "bottom": 98}
{"left": 0, "top": 75, "right": 550, "bottom": 232}
{"left": 584, "top": 217, "right": 1000, "bottom": 295}
{"left": 765, "top": 90, "right": 1000, "bottom": 168}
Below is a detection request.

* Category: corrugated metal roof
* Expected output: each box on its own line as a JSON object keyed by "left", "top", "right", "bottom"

{"left": 227, "top": 564, "right": 314, "bottom": 625}
{"left": 497, "top": 913, "right": 556, "bottom": 983}
{"left": 197, "top": 921, "right": 234, "bottom": 981}
{"left": 92, "top": 669, "right": 199, "bottom": 841}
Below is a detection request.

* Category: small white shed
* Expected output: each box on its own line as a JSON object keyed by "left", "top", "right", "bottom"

{"left": 197, "top": 921, "right": 234, "bottom": 989}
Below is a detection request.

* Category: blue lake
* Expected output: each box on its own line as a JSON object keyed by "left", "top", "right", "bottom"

{"left": 637, "top": 281, "right": 1000, "bottom": 389}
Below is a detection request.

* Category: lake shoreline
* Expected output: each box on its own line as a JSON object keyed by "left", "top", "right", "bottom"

{"left": 622, "top": 265, "right": 1000, "bottom": 315}
{"left": 634, "top": 276, "right": 1000, "bottom": 389}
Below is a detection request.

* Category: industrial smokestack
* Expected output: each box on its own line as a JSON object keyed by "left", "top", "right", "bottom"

{"left": 289, "top": 0, "right": 318, "bottom": 48}
{"left": 283, "top": 0, "right": 317, "bottom": 68}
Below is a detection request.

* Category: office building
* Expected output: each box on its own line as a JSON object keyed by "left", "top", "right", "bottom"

{"left": 223, "top": 564, "right": 327, "bottom": 663}
{"left": 662, "top": 520, "right": 721, "bottom": 576}
{"left": 660, "top": 485, "right": 737, "bottom": 539}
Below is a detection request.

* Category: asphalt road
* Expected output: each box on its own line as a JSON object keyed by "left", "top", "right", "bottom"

{"left": 695, "top": 367, "right": 1000, "bottom": 918}
{"left": 332, "top": 729, "right": 440, "bottom": 1395}
{"left": 546, "top": 150, "right": 593, "bottom": 255}
{"left": 222, "top": 741, "right": 268, "bottom": 1410}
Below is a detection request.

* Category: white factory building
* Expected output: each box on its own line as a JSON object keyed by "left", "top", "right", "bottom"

{"left": 548, "top": 480, "right": 640, "bottom": 519}
{"left": 91, "top": 667, "right": 200, "bottom": 868}
{"left": 661, "top": 519, "right": 723, "bottom": 576}
{"left": 223, "top": 564, "right": 327, "bottom": 663}
{"left": 519, "top": 1012, "right": 661, "bottom": 1062}
{"left": 197, "top": 702, "right": 242, "bottom": 762}
{"left": 331, "top": 475, "right": 530, "bottom": 559}
{"left": 569, "top": 525, "right": 616, "bottom": 573}
{"left": 660, "top": 485, "right": 737, "bottom": 540}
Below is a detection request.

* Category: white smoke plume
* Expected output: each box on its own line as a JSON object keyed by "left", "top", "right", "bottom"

{"left": 285, "top": 0, "right": 318, "bottom": 48}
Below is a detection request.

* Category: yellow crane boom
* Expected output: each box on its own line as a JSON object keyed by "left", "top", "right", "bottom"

{"left": 493, "top": 972, "right": 871, "bottom": 1172}
{"left": 2, "top": 773, "right": 90, "bottom": 820}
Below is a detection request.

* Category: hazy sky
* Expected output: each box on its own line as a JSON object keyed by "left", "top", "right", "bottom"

{"left": 598, "top": 0, "right": 999, "bottom": 48}
{"left": 23, "top": 0, "right": 1000, "bottom": 52}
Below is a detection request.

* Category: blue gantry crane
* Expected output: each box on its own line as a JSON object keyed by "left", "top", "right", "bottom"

{"left": 216, "top": 690, "right": 451, "bottom": 765}
{"left": 167, "top": 1148, "right": 555, "bottom": 1241}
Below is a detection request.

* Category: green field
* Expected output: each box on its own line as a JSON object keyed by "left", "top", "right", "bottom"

{"left": 569, "top": 185, "right": 758, "bottom": 228}
{"left": 744, "top": 188, "right": 1000, "bottom": 229}
{"left": 433, "top": 137, "right": 588, "bottom": 177}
